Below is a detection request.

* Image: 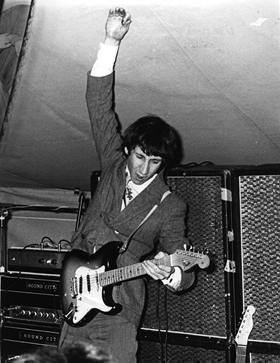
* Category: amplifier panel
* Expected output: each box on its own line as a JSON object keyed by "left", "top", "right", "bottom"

{"left": 2, "top": 321, "right": 61, "bottom": 346}
{"left": 4, "top": 307, "right": 63, "bottom": 325}
{"left": 1, "top": 274, "right": 61, "bottom": 294}
{"left": 1, "top": 321, "right": 61, "bottom": 362}
{"left": 1, "top": 274, "right": 62, "bottom": 325}
{"left": 1, "top": 275, "right": 61, "bottom": 307}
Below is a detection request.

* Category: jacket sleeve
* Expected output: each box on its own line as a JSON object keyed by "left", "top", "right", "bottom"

{"left": 86, "top": 72, "right": 123, "bottom": 169}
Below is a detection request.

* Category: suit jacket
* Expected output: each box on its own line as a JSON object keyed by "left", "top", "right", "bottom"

{"left": 71, "top": 72, "right": 194, "bottom": 326}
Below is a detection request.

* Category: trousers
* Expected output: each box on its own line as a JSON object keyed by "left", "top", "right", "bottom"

{"left": 59, "top": 313, "right": 138, "bottom": 363}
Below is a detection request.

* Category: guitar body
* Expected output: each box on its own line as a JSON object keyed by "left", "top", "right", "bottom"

{"left": 61, "top": 241, "right": 123, "bottom": 327}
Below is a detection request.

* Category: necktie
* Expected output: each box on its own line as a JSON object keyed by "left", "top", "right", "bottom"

{"left": 123, "top": 180, "right": 134, "bottom": 207}
{"left": 125, "top": 182, "right": 133, "bottom": 201}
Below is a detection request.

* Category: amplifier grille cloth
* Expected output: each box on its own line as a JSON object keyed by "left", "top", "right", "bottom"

{"left": 138, "top": 341, "right": 226, "bottom": 363}
{"left": 141, "top": 175, "right": 227, "bottom": 337}
{"left": 240, "top": 174, "right": 280, "bottom": 342}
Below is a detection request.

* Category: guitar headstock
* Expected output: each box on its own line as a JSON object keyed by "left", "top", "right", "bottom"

{"left": 235, "top": 305, "right": 256, "bottom": 346}
{"left": 172, "top": 248, "right": 210, "bottom": 272}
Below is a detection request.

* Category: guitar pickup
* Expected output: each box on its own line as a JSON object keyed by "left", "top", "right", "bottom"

{"left": 71, "top": 277, "right": 78, "bottom": 298}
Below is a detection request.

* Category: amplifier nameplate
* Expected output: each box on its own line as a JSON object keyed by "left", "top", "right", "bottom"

{"left": 2, "top": 324, "right": 60, "bottom": 346}
{"left": 1, "top": 274, "right": 61, "bottom": 294}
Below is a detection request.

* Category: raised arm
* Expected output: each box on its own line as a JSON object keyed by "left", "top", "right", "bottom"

{"left": 86, "top": 8, "right": 132, "bottom": 167}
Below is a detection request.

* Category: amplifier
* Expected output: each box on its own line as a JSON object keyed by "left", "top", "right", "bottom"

{"left": 1, "top": 273, "right": 64, "bottom": 360}
{"left": 1, "top": 320, "right": 61, "bottom": 362}
{"left": 2, "top": 320, "right": 61, "bottom": 346}
{"left": 8, "top": 247, "right": 68, "bottom": 275}
{"left": 1, "top": 274, "right": 62, "bottom": 325}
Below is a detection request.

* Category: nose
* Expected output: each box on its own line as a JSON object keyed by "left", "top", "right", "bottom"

{"left": 140, "top": 160, "right": 149, "bottom": 176}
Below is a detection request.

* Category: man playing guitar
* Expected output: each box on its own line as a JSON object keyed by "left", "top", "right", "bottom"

{"left": 59, "top": 7, "right": 196, "bottom": 362}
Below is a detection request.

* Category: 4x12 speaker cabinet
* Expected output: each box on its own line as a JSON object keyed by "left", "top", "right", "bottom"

{"left": 231, "top": 166, "right": 280, "bottom": 360}
{"left": 139, "top": 166, "right": 236, "bottom": 362}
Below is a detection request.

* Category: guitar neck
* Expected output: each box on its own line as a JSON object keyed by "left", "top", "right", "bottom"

{"left": 236, "top": 345, "right": 248, "bottom": 363}
{"left": 99, "top": 255, "right": 172, "bottom": 287}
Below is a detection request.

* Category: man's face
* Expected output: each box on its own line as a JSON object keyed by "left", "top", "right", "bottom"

{"left": 126, "top": 146, "right": 163, "bottom": 185}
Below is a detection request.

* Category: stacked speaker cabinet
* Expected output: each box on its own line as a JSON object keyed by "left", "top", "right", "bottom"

{"left": 231, "top": 165, "right": 280, "bottom": 362}
{"left": 0, "top": 272, "right": 63, "bottom": 361}
{"left": 138, "top": 165, "right": 280, "bottom": 363}
{"left": 0, "top": 200, "right": 78, "bottom": 362}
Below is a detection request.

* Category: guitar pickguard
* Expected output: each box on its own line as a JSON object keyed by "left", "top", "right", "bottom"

{"left": 61, "top": 243, "right": 122, "bottom": 326}
{"left": 72, "top": 265, "right": 112, "bottom": 324}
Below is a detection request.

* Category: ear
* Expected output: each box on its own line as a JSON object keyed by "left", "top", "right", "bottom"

{"left": 124, "top": 146, "right": 129, "bottom": 155}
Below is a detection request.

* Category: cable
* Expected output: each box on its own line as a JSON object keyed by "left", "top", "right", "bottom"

{"left": 23, "top": 243, "right": 40, "bottom": 249}
{"left": 40, "top": 236, "right": 57, "bottom": 249}
{"left": 163, "top": 287, "right": 168, "bottom": 363}
{"left": 155, "top": 281, "right": 164, "bottom": 363}
{"left": 58, "top": 239, "right": 72, "bottom": 251}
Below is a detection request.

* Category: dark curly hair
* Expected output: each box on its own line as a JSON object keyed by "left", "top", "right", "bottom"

{"left": 122, "top": 115, "right": 182, "bottom": 168}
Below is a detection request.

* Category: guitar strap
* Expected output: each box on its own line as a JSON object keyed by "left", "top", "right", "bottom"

{"left": 119, "top": 190, "right": 171, "bottom": 253}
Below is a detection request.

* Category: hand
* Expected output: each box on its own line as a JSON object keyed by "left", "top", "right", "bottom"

{"left": 143, "top": 252, "right": 175, "bottom": 281}
{"left": 104, "top": 7, "right": 132, "bottom": 46}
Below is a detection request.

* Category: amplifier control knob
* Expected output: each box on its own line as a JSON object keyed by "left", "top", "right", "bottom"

{"left": 46, "top": 259, "right": 57, "bottom": 265}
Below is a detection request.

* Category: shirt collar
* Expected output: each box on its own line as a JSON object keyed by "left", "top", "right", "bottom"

{"left": 125, "top": 166, "right": 158, "bottom": 193}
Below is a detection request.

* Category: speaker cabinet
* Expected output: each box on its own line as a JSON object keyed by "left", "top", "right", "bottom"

{"left": 232, "top": 167, "right": 280, "bottom": 348}
{"left": 138, "top": 165, "right": 280, "bottom": 362}
{"left": 139, "top": 167, "right": 235, "bottom": 361}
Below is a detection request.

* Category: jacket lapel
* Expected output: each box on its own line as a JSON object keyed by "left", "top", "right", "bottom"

{"left": 113, "top": 173, "right": 169, "bottom": 229}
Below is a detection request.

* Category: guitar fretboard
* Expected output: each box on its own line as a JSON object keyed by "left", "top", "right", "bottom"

{"left": 99, "top": 256, "right": 171, "bottom": 287}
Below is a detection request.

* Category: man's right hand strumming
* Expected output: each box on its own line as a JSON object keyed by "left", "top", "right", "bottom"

{"left": 104, "top": 7, "right": 132, "bottom": 46}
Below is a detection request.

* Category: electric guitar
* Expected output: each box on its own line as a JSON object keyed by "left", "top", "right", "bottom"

{"left": 61, "top": 241, "right": 210, "bottom": 327}
{"left": 235, "top": 305, "right": 256, "bottom": 363}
